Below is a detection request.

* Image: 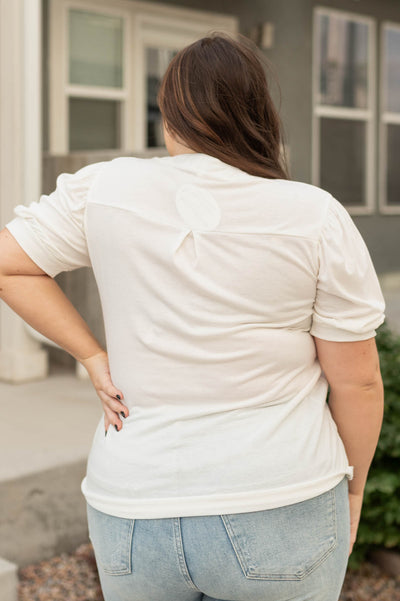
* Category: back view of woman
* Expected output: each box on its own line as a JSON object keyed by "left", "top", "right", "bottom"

{"left": 0, "top": 32, "right": 385, "bottom": 601}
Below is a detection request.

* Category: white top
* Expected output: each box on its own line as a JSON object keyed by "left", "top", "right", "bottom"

{"left": 6, "top": 153, "right": 385, "bottom": 519}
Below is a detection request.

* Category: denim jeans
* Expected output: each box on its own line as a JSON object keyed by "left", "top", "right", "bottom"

{"left": 86, "top": 476, "right": 350, "bottom": 601}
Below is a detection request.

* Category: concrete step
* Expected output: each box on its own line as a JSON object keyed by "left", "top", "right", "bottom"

{"left": 0, "top": 372, "right": 102, "bottom": 568}
{"left": 0, "top": 557, "right": 18, "bottom": 601}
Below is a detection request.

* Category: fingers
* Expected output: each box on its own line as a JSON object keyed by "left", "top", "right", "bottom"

{"left": 104, "top": 393, "right": 129, "bottom": 417}
{"left": 98, "top": 390, "right": 129, "bottom": 433}
{"left": 104, "top": 405, "right": 122, "bottom": 431}
{"left": 104, "top": 414, "right": 110, "bottom": 436}
{"left": 101, "top": 381, "right": 126, "bottom": 407}
{"left": 349, "top": 525, "right": 357, "bottom": 556}
{"left": 84, "top": 352, "right": 128, "bottom": 433}
{"left": 107, "top": 390, "right": 129, "bottom": 418}
{"left": 103, "top": 412, "right": 122, "bottom": 433}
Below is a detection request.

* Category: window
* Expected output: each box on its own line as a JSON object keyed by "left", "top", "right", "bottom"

{"left": 312, "top": 8, "right": 375, "bottom": 214}
{"left": 146, "top": 47, "right": 178, "bottom": 148}
{"left": 49, "top": 0, "right": 238, "bottom": 154}
{"left": 380, "top": 23, "right": 400, "bottom": 213}
{"left": 68, "top": 9, "right": 125, "bottom": 151}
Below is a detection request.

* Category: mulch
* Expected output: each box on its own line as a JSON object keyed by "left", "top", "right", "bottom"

{"left": 340, "top": 562, "right": 400, "bottom": 601}
{"left": 18, "top": 544, "right": 103, "bottom": 601}
{"left": 17, "top": 542, "right": 400, "bottom": 601}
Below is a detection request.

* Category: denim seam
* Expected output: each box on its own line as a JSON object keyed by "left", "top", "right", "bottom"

{"left": 102, "top": 519, "right": 135, "bottom": 576}
{"left": 294, "top": 488, "right": 338, "bottom": 581}
{"left": 221, "top": 487, "right": 339, "bottom": 581}
{"left": 172, "top": 518, "right": 200, "bottom": 591}
{"left": 220, "top": 515, "right": 249, "bottom": 576}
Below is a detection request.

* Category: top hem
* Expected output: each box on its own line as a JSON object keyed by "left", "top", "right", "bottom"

{"left": 81, "top": 467, "right": 353, "bottom": 519}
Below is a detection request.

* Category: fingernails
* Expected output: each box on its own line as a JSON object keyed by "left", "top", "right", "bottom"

{"left": 105, "top": 429, "right": 107, "bottom": 437}
{"left": 120, "top": 411, "right": 126, "bottom": 418}
{"left": 114, "top": 425, "right": 119, "bottom": 432}
{"left": 116, "top": 395, "right": 121, "bottom": 400}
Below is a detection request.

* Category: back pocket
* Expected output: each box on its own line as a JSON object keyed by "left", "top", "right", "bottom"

{"left": 87, "top": 503, "right": 135, "bottom": 575}
{"left": 221, "top": 487, "right": 337, "bottom": 581}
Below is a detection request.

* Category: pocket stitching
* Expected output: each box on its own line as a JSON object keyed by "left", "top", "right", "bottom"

{"left": 102, "top": 518, "right": 135, "bottom": 576}
{"left": 220, "top": 515, "right": 250, "bottom": 577}
{"left": 221, "top": 488, "right": 338, "bottom": 581}
{"left": 294, "top": 488, "right": 338, "bottom": 580}
{"left": 87, "top": 503, "right": 135, "bottom": 577}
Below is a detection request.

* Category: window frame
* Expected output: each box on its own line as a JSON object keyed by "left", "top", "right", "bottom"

{"left": 48, "top": 0, "right": 238, "bottom": 154}
{"left": 311, "top": 6, "right": 376, "bottom": 215}
{"left": 49, "top": 0, "right": 132, "bottom": 153}
{"left": 379, "top": 21, "right": 400, "bottom": 215}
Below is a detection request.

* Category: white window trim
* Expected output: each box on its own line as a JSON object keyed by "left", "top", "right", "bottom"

{"left": 49, "top": 0, "right": 132, "bottom": 153}
{"left": 311, "top": 6, "right": 376, "bottom": 216}
{"left": 49, "top": 0, "right": 238, "bottom": 154}
{"left": 379, "top": 21, "right": 400, "bottom": 215}
{"left": 131, "top": 14, "right": 219, "bottom": 150}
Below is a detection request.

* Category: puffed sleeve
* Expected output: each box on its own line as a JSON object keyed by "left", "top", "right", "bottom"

{"left": 310, "top": 196, "right": 385, "bottom": 341}
{"left": 5, "top": 161, "right": 107, "bottom": 278}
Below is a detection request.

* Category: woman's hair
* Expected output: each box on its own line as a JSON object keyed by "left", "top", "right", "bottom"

{"left": 157, "top": 31, "right": 290, "bottom": 180}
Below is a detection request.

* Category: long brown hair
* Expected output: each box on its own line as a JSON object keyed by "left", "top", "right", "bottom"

{"left": 157, "top": 31, "right": 290, "bottom": 180}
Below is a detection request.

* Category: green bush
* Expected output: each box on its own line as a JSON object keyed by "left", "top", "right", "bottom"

{"left": 350, "top": 323, "right": 400, "bottom": 566}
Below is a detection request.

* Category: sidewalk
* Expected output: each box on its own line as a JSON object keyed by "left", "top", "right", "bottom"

{"left": 0, "top": 372, "right": 100, "bottom": 481}
{"left": 0, "top": 372, "right": 101, "bottom": 570}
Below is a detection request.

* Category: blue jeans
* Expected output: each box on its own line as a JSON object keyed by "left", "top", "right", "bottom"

{"left": 86, "top": 476, "right": 350, "bottom": 601}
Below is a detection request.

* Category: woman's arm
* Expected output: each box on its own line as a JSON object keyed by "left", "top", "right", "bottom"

{"left": 314, "top": 336, "right": 384, "bottom": 554}
{"left": 0, "top": 227, "right": 129, "bottom": 431}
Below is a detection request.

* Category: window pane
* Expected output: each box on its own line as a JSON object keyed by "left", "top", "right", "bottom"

{"left": 387, "top": 124, "right": 400, "bottom": 206}
{"left": 69, "top": 98, "right": 120, "bottom": 151}
{"left": 69, "top": 9, "right": 123, "bottom": 88}
{"left": 146, "top": 47, "right": 178, "bottom": 147}
{"left": 318, "top": 13, "right": 369, "bottom": 108}
{"left": 384, "top": 27, "right": 400, "bottom": 113}
{"left": 320, "top": 117, "right": 366, "bottom": 206}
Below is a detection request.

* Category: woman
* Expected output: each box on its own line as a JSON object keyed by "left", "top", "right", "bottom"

{"left": 0, "top": 32, "right": 384, "bottom": 601}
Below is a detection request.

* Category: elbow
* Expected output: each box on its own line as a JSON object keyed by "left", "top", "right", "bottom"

{"left": 359, "top": 359, "right": 383, "bottom": 392}
{"left": 330, "top": 370, "right": 383, "bottom": 397}
{"left": 360, "top": 371, "right": 383, "bottom": 393}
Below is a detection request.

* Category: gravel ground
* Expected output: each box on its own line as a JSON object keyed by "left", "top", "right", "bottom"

{"left": 17, "top": 542, "right": 400, "bottom": 601}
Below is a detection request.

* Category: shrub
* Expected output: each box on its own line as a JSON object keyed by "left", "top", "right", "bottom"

{"left": 350, "top": 323, "right": 400, "bottom": 566}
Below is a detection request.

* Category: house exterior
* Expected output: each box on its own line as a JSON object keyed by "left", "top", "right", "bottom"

{"left": 1, "top": 0, "right": 399, "bottom": 382}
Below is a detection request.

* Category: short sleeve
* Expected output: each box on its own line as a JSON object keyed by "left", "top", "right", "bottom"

{"left": 5, "top": 161, "right": 106, "bottom": 277}
{"left": 310, "top": 196, "right": 385, "bottom": 341}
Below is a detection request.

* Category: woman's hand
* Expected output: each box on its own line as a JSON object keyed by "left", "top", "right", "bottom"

{"left": 348, "top": 492, "right": 364, "bottom": 556}
{"left": 80, "top": 350, "right": 129, "bottom": 434}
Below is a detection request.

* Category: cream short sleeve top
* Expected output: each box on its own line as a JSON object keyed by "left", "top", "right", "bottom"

{"left": 5, "top": 153, "right": 385, "bottom": 518}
